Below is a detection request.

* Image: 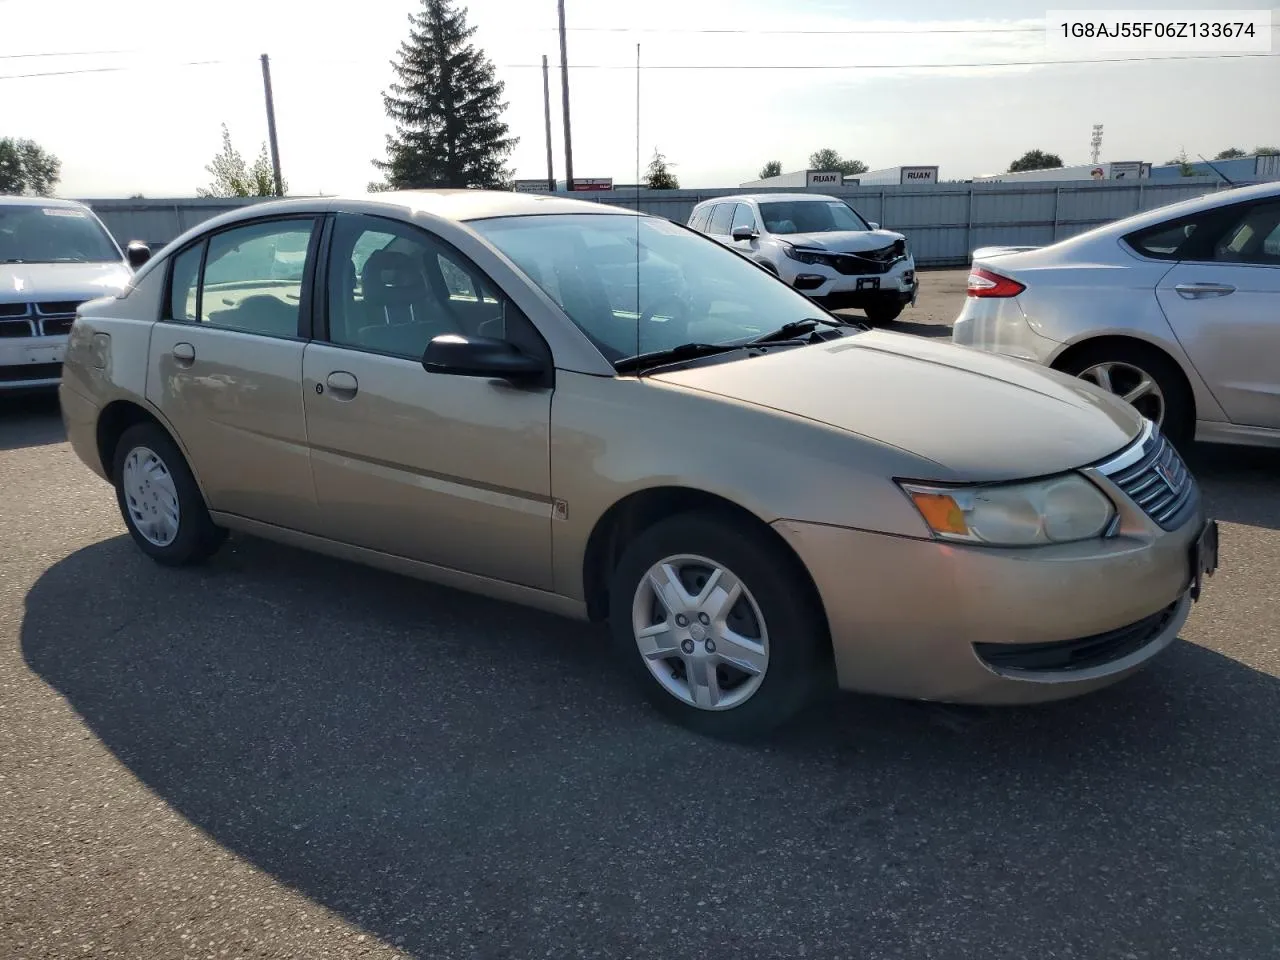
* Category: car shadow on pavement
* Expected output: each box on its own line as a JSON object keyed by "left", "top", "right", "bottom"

{"left": 0, "top": 392, "right": 65, "bottom": 451}
{"left": 871, "top": 318, "right": 954, "bottom": 338}
{"left": 21, "top": 533, "right": 1280, "bottom": 959}
{"left": 1186, "top": 442, "right": 1280, "bottom": 531}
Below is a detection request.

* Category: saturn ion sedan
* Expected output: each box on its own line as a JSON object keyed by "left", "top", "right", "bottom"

{"left": 60, "top": 191, "right": 1219, "bottom": 738}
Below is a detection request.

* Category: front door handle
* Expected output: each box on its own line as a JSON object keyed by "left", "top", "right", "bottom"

{"left": 1174, "top": 282, "right": 1236, "bottom": 299}
{"left": 172, "top": 342, "right": 196, "bottom": 366}
{"left": 325, "top": 371, "right": 358, "bottom": 399}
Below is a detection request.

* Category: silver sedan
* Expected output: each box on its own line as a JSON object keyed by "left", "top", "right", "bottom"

{"left": 952, "top": 181, "right": 1280, "bottom": 450}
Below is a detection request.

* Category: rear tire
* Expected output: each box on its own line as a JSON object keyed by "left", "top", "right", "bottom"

{"left": 112, "top": 422, "right": 226, "bottom": 566}
{"left": 1056, "top": 341, "right": 1194, "bottom": 450}
{"left": 607, "top": 510, "right": 830, "bottom": 740}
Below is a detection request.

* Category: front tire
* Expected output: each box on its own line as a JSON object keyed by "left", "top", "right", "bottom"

{"left": 863, "top": 302, "right": 905, "bottom": 324}
{"left": 607, "top": 511, "right": 830, "bottom": 740}
{"left": 112, "top": 422, "right": 226, "bottom": 566}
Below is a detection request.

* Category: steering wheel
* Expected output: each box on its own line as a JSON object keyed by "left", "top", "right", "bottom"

{"left": 638, "top": 294, "right": 692, "bottom": 343}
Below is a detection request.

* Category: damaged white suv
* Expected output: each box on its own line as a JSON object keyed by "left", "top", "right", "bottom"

{"left": 688, "top": 193, "right": 917, "bottom": 323}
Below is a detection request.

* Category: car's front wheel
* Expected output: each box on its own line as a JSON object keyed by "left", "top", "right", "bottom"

{"left": 608, "top": 511, "right": 830, "bottom": 739}
{"left": 112, "top": 422, "right": 227, "bottom": 566}
{"left": 863, "top": 302, "right": 905, "bottom": 324}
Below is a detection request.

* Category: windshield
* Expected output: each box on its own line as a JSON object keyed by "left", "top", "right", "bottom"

{"left": 470, "top": 214, "right": 834, "bottom": 362}
{"left": 758, "top": 200, "right": 869, "bottom": 235}
{"left": 0, "top": 204, "right": 121, "bottom": 264}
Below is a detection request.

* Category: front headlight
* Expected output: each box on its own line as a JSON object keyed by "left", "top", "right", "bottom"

{"left": 781, "top": 242, "right": 826, "bottom": 265}
{"left": 898, "top": 474, "right": 1115, "bottom": 546}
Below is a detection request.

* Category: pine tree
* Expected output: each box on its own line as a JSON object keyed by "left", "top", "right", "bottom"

{"left": 372, "top": 0, "right": 516, "bottom": 190}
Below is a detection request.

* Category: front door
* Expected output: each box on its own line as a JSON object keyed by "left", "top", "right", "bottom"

{"left": 1156, "top": 198, "right": 1280, "bottom": 429}
{"left": 301, "top": 212, "right": 555, "bottom": 589}
{"left": 145, "top": 215, "right": 321, "bottom": 531}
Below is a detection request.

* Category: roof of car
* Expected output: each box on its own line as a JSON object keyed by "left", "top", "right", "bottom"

{"left": 694, "top": 193, "right": 840, "bottom": 207}
{"left": 344, "top": 189, "right": 637, "bottom": 221}
{"left": 0, "top": 195, "right": 91, "bottom": 209}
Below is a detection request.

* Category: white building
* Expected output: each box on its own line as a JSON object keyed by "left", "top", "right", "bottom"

{"left": 851, "top": 165, "right": 940, "bottom": 186}
{"left": 973, "top": 161, "right": 1152, "bottom": 183}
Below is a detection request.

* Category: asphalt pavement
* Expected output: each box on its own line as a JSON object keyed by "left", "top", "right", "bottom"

{"left": 2, "top": 297, "right": 1279, "bottom": 958}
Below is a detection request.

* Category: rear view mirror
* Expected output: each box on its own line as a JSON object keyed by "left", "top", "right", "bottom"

{"left": 422, "top": 334, "right": 546, "bottom": 383}
{"left": 731, "top": 225, "right": 756, "bottom": 241}
{"left": 125, "top": 241, "right": 151, "bottom": 269}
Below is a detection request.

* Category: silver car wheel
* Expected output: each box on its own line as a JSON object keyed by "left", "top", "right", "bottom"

{"left": 1078, "top": 361, "right": 1165, "bottom": 426}
{"left": 631, "top": 554, "right": 770, "bottom": 711}
{"left": 121, "top": 445, "right": 181, "bottom": 547}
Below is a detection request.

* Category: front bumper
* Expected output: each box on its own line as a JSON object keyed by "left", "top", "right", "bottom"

{"left": 772, "top": 506, "right": 1206, "bottom": 705}
{"left": 778, "top": 255, "right": 917, "bottom": 305}
{"left": 0, "top": 333, "right": 67, "bottom": 390}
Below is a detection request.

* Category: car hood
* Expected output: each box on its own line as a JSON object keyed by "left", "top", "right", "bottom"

{"left": 0, "top": 261, "right": 131, "bottom": 303}
{"left": 649, "top": 331, "right": 1143, "bottom": 482}
{"left": 779, "top": 229, "right": 905, "bottom": 254}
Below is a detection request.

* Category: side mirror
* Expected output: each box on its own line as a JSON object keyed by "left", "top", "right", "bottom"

{"left": 423, "top": 334, "right": 545, "bottom": 382}
{"left": 125, "top": 241, "right": 151, "bottom": 269}
{"left": 867, "top": 221, "right": 880, "bottom": 231}
{"left": 731, "top": 225, "right": 756, "bottom": 242}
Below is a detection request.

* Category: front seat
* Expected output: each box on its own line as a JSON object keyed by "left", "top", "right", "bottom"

{"left": 357, "top": 250, "right": 446, "bottom": 357}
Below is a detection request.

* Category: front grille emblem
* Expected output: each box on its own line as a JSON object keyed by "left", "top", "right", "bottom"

{"left": 1154, "top": 461, "right": 1177, "bottom": 492}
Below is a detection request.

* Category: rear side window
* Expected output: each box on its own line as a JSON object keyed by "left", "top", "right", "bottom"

{"left": 688, "top": 206, "right": 710, "bottom": 232}
{"left": 1124, "top": 215, "right": 1207, "bottom": 260}
{"left": 707, "top": 204, "right": 734, "bottom": 235}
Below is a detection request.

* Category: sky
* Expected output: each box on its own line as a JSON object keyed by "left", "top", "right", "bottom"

{"left": 1, "top": 0, "right": 1277, "bottom": 197}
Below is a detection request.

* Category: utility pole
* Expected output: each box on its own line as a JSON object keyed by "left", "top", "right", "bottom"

{"left": 542, "top": 54, "right": 555, "bottom": 192}
{"left": 260, "top": 53, "right": 284, "bottom": 197}
{"left": 556, "top": 0, "right": 574, "bottom": 192}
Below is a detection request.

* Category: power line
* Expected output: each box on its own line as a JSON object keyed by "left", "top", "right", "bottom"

{"left": 496, "top": 52, "right": 1280, "bottom": 69}
{"left": 2, "top": 50, "right": 1275, "bottom": 81}
{"left": 0, "top": 48, "right": 139, "bottom": 60}
{"left": 0, "top": 59, "right": 246, "bottom": 81}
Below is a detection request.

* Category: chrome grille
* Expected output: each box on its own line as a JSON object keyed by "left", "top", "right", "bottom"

{"left": 0, "top": 301, "right": 82, "bottom": 338}
{"left": 1099, "top": 427, "right": 1198, "bottom": 531}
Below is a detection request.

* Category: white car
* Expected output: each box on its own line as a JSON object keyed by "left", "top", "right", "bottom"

{"left": 0, "top": 196, "right": 150, "bottom": 390}
{"left": 953, "top": 181, "right": 1280, "bottom": 449}
{"left": 687, "top": 194, "right": 918, "bottom": 323}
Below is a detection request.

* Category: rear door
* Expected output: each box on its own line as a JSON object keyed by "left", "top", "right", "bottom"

{"left": 146, "top": 215, "right": 322, "bottom": 531}
{"left": 1155, "top": 199, "right": 1280, "bottom": 429}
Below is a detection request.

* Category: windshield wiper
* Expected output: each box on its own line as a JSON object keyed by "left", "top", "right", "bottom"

{"left": 748, "top": 315, "right": 864, "bottom": 345}
{"left": 614, "top": 342, "right": 748, "bottom": 375}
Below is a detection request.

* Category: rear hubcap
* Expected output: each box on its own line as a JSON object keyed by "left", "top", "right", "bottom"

{"left": 1078, "top": 361, "right": 1165, "bottom": 427}
{"left": 121, "top": 445, "right": 181, "bottom": 547}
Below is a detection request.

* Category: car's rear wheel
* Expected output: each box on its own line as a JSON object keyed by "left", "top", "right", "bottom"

{"left": 1057, "top": 341, "right": 1193, "bottom": 449}
{"left": 112, "top": 423, "right": 226, "bottom": 566}
{"left": 607, "top": 511, "right": 830, "bottom": 739}
{"left": 863, "top": 302, "right": 905, "bottom": 324}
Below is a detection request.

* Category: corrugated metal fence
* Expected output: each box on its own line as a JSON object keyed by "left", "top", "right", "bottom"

{"left": 80, "top": 178, "right": 1235, "bottom": 268}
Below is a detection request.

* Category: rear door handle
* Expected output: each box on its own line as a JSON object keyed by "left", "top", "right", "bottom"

{"left": 172, "top": 342, "right": 195, "bottom": 366}
{"left": 324, "top": 371, "right": 358, "bottom": 399}
{"left": 1174, "top": 282, "right": 1236, "bottom": 299}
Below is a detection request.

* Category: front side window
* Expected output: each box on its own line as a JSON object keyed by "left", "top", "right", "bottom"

{"left": 470, "top": 214, "right": 838, "bottom": 361}
{"left": 758, "top": 200, "right": 869, "bottom": 235}
{"left": 326, "top": 213, "right": 514, "bottom": 360}
{"left": 730, "top": 203, "right": 757, "bottom": 234}
{"left": 187, "top": 219, "right": 317, "bottom": 337}
{"left": 0, "top": 203, "right": 120, "bottom": 264}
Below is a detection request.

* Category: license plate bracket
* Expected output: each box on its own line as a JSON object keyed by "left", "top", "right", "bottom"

{"left": 1189, "top": 519, "right": 1219, "bottom": 602}
{"left": 856, "top": 277, "right": 880, "bottom": 291}
{"left": 25, "top": 344, "right": 63, "bottom": 364}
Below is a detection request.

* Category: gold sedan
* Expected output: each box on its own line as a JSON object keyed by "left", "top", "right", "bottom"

{"left": 59, "top": 191, "right": 1219, "bottom": 738}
